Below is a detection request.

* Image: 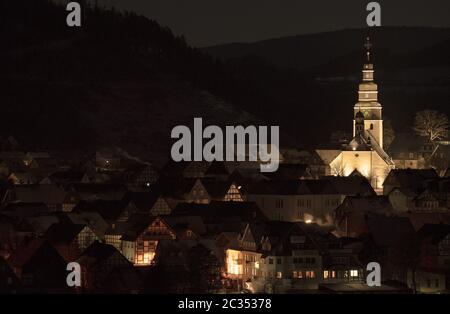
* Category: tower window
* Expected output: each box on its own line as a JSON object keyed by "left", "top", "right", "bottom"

{"left": 370, "top": 124, "right": 374, "bottom": 130}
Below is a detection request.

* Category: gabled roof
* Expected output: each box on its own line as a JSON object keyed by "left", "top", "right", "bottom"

{"left": 44, "top": 223, "right": 87, "bottom": 244}
{"left": 345, "top": 134, "right": 372, "bottom": 151}
{"left": 198, "top": 178, "right": 233, "bottom": 199}
{"left": 120, "top": 216, "right": 175, "bottom": 241}
{"left": 164, "top": 216, "right": 207, "bottom": 236}
{"left": 384, "top": 169, "right": 438, "bottom": 190}
{"left": 417, "top": 223, "right": 450, "bottom": 244}
{"left": 404, "top": 213, "right": 450, "bottom": 231}
{"left": 66, "top": 212, "right": 109, "bottom": 237}
{"left": 322, "top": 175, "right": 376, "bottom": 196}
{"left": 73, "top": 199, "right": 131, "bottom": 221}
{"left": 245, "top": 221, "right": 322, "bottom": 256}
{"left": 127, "top": 191, "right": 160, "bottom": 212}
{"left": 78, "top": 241, "right": 130, "bottom": 268}
{"left": 7, "top": 238, "right": 65, "bottom": 268}
{"left": 388, "top": 186, "right": 417, "bottom": 198}
{"left": 337, "top": 196, "right": 393, "bottom": 215}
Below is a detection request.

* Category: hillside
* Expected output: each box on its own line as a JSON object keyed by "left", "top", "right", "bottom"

{"left": 203, "top": 27, "right": 450, "bottom": 71}
{"left": 0, "top": 0, "right": 263, "bottom": 164}
{"left": 1, "top": 1, "right": 449, "bottom": 156}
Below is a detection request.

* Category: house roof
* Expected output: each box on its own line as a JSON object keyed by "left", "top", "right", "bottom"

{"left": 417, "top": 223, "right": 450, "bottom": 244}
{"left": 171, "top": 201, "right": 267, "bottom": 222}
{"left": 68, "top": 183, "right": 128, "bottom": 201}
{"left": 204, "top": 161, "right": 229, "bottom": 176}
{"left": 127, "top": 191, "right": 160, "bottom": 212}
{"left": 164, "top": 215, "right": 207, "bottom": 236}
{"left": 7, "top": 238, "right": 65, "bottom": 268}
{"left": 247, "top": 221, "right": 322, "bottom": 256}
{"left": 403, "top": 213, "right": 450, "bottom": 231}
{"left": 44, "top": 170, "right": 87, "bottom": 185}
{"left": 322, "top": 176, "right": 376, "bottom": 196}
{"left": 2, "top": 202, "right": 50, "bottom": 217}
{"left": 337, "top": 196, "right": 394, "bottom": 215}
{"left": 73, "top": 199, "right": 130, "bottom": 221}
{"left": 248, "top": 179, "right": 339, "bottom": 195}
{"left": 389, "top": 133, "right": 425, "bottom": 156}
{"left": 78, "top": 241, "right": 129, "bottom": 268}
{"left": 44, "top": 223, "right": 86, "bottom": 244}
{"left": 119, "top": 215, "right": 157, "bottom": 241}
{"left": 265, "top": 163, "right": 312, "bottom": 180}
{"left": 199, "top": 178, "right": 233, "bottom": 199}
{"left": 384, "top": 169, "right": 438, "bottom": 190}
{"left": 11, "top": 184, "right": 66, "bottom": 204}
{"left": 366, "top": 215, "right": 417, "bottom": 248}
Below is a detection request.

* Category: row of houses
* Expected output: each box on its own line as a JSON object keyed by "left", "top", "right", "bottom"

{"left": 0, "top": 147, "right": 450, "bottom": 293}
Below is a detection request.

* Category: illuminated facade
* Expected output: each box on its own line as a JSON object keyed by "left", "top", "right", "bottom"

{"left": 121, "top": 217, "right": 176, "bottom": 266}
{"left": 318, "top": 37, "right": 394, "bottom": 193}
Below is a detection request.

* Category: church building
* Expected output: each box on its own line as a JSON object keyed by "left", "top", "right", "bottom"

{"left": 317, "top": 37, "right": 395, "bottom": 193}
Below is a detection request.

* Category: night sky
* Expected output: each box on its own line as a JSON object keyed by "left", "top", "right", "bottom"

{"left": 98, "top": 0, "right": 450, "bottom": 47}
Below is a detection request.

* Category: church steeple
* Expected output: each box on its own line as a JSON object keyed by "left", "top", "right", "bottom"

{"left": 364, "top": 36, "right": 372, "bottom": 63}
{"left": 353, "top": 35, "right": 384, "bottom": 148}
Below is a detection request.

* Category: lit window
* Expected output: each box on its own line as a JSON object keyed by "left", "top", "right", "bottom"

{"left": 323, "top": 270, "right": 329, "bottom": 279}
{"left": 276, "top": 272, "right": 282, "bottom": 279}
{"left": 350, "top": 270, "right": 359, "bottom": 277}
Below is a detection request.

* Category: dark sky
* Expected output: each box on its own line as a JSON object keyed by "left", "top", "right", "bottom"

{"left": 98, "top": 0, "right": 450, "bottom": 47}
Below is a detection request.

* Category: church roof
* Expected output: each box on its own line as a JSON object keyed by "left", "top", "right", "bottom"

{"left": 345, "top": 134, "right": 372, "bottom": 151}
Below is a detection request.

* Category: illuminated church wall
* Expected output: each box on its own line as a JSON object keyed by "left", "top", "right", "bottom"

{"left": 330, "top": 150, "right": 391, "bottom": 191}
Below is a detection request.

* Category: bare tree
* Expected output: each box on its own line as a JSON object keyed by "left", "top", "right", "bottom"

{"left": 413, "top": 110, "right": 449, "bottom": 142}
{"left": 331, "top": 162, "right": 347, "bottom": 177}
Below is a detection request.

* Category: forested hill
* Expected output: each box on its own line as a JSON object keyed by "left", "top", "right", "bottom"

{"left": 1, "top": 0, "right": 449, "bottom": 159}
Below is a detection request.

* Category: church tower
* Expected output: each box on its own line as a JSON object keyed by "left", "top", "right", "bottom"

{"left": 353, "top": 36, "right": 383, "bottom": 149}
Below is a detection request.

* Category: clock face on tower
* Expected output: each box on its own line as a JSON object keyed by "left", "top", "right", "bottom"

{"left": 363, "top": 110, "right": 370, "bottom": 118}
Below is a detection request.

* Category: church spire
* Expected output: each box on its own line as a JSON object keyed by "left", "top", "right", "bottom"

{"left": 364, "top": 36, "right": 372, "bottom": 63}
{"left": 353, "top": 35, "right": 384, "bottom": 149}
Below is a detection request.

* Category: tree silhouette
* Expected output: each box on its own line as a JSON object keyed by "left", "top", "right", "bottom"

{"left": 413, "top": 110, "right": 449, "bottom": 141}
